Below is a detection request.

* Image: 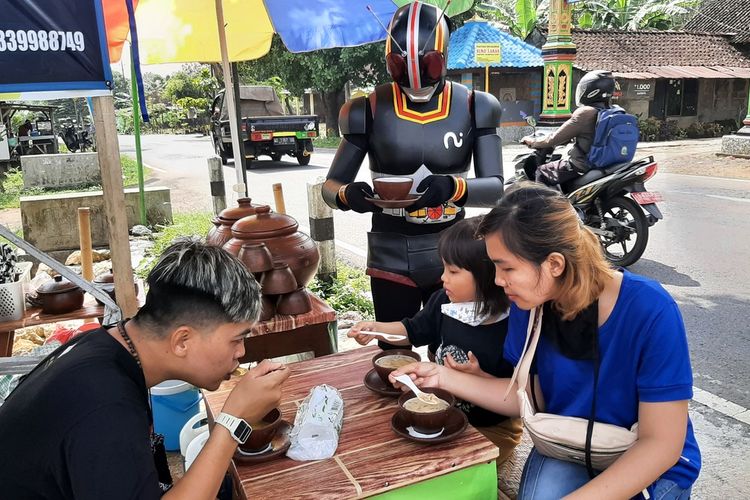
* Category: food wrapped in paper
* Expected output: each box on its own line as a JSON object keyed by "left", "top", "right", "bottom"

{"left": 286, "top": 384, "right": 344, "bottom": 461}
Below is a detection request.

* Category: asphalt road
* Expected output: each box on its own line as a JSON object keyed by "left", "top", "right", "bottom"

{"left": 119, "top": 134, "right": 750, "bottom": 410}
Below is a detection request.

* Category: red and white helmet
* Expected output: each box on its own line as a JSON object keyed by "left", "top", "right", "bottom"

{"left": 385, "top": 1, "right": 450, "bottom": 102}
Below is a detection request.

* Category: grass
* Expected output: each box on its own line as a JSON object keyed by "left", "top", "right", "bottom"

{"left": 312, "top": 136, "right": 342, "bottom": 149}
{"left": 0, "top": 154, "right": 148, "bottom": 209}
{"left": 135, "top": 212, "right": 214, "bottom": 278}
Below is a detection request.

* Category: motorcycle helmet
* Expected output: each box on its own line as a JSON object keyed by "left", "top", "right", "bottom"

{"left": 575, "top": 70, "right": 616, "bottom": 106}
{"left": 385, "top": 1, "right": 450, "bottom": 103}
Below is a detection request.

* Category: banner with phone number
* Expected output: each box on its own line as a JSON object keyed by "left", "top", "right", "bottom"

{"left": 0, "top": 0, "right": 113, "bottom": 100}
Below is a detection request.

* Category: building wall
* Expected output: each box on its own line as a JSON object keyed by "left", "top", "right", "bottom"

{"left": 698, "top": 79, "right": 749, "bottom": 125}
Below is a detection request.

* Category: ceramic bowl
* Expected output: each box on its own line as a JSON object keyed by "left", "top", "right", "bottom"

{"left": 372, "top": 349, "right": 421, "bottom": 387}
{"left": 239, "top": 407, "right": 282, "bottom": 453}
{"left": 276, "top": 288, "right": 312, "bottom": 316}
{"left": 397, "top": 388, "right": 456, "bottom": 435}
{"left": 259, "top": 295, "right": 276, "bottom": 321}
{"left": 260, "top": 262, "right": 298, "bottom": 295}
{"left": 373, "top": 177, "right": 413, "bottom": 200}
{"left": 238, "top": 243, "right": 274, "bottom": 275}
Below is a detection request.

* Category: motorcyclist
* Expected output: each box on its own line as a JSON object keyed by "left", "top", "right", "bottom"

{"left": 522, "top": 70, "right": 616, "bottom": 186}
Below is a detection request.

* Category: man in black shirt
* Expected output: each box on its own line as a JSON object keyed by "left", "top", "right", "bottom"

{"left": 0, "top": 239, "right": 290, "bottom": 499}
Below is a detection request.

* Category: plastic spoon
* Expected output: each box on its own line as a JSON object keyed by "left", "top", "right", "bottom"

{"left": 342, "top": 330, "right": 407, "bottom": 342}
{"left": 393, "top": 374, "right": 440, "bottom": 405}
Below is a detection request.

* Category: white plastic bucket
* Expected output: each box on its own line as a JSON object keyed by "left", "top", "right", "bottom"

{"left": 179, "top": 411, "right": 209, "bottom": 457}
{"left": 184, "top": 432, "right": 210, "bottom": 471}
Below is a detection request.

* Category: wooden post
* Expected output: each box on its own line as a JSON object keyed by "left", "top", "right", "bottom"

{"left": 92, "top": 95, "right": 138, "bottom": 317}
{"left": 272, "top": 183, "right": 286, "bottom": 214}
{"left": 215, "top": 0, "right": 247, "bottom": 198}
{"left": 485, "top": 64, "right": 489, "bottom": 93}
{"left": 307, "top": 178, "right": 336, "bottom": 283}
{"left": 208, "top": 156, "right": 227, "bottom": 216}
{"left": 77, "top": 207, "right": 95, "bottom": 324}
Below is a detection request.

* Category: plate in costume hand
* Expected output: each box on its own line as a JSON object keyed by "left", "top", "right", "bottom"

{"left": 365, "top": 194, "right": 421, "bottom": 209}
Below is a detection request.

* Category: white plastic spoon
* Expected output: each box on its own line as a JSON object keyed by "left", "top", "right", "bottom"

{"left": 393, "top": 374, "right": 440, "bottom": 405}
{"left": 342, "top": 330, "right": 407, "bottom": 342}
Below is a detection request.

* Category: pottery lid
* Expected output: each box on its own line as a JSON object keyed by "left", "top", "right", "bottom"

{"left": 218, "top": 198, "right": 259, "bottom": 222}
{"left": 38, "top": 275, "right": 80, "bottom": 294}
{"left": 231, "top": 206, "right": 298, "bottom": 237}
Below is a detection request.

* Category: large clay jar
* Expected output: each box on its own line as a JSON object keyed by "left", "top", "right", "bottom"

{"left": 225, "top": 206, "right": 320, "bottom": 287}
{"left": 207, "top": 198, "right": 261, "bottom": 247}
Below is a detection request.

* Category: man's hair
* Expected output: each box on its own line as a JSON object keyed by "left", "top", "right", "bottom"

{"left": 476, "top": 183, "right": 613, "bottom": 320}
{"left": 134, "top": 238, "right": 261, "bottom": 336}
{"left": 438, "top": 217, "right": 509, "bottom": 317}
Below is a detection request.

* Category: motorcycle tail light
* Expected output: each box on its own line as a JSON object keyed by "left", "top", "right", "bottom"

{"left": 642, "top": 162, "right": 658, "bottom": 182}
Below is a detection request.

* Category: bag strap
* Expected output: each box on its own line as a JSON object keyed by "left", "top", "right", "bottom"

{"left": 503, "top": 306, "right": 543, "bottom": 408}
{"left": 585, "top": 325, "right": 601, "bottom": 479}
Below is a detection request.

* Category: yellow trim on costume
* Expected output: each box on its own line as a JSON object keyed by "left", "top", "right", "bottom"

{"left": 435, "top": 21, "right": 443, "bottom": 52}
{"left": 392, "top": 82, "right": 452, "bottom": 124}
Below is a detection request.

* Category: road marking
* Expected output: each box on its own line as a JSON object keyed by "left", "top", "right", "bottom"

{"left": 145, "top": 164, "right": 167, "bottom": 174}
{"left": 659, "top": 172, "right": 750, "bottom": 184}
{"left": 664, "top": 190, "right": 750, "bottom": 204}
{"left": 693, "top": 386, "right": 750, "bottom": 425}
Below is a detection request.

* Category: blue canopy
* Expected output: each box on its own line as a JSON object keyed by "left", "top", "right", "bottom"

{"left": 448, "top": 20, "right": 543, "bottom": 70}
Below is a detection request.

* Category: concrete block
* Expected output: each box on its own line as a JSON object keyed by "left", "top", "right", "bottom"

{"left": 20, "top": 153, "right": 101, "bottom": 189}
{"left": 20, "top": 187, "right": 172, "bottom": 253}
{"left": 720, "top": 133, "right": 750, "bottom": 158}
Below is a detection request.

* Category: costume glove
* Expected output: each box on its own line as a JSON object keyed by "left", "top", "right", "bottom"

{"left": 406, "top": 175, "right": 467, "bottom": 211}
{"left": 339, "top": 182, "right": 382, "bottom": 213}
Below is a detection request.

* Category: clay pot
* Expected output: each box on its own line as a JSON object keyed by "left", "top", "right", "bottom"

{"left": 37, "top": 275, "right": 85, "bottom": 315}
{"left": 398, "top": 388, "right": 456, "bottom": 435}
{"left": 206, "top": 198, "right": 262, "bottom": 247}
{"left": 92, "top": 269, "right": 139, "bottom": 306}
{"left": 260, "top": 263, "right": 297, "bottom": 295}
{"left": 372, "top": 349, "right": 421, "bottom": 388}
{"left": 259, "top": 295, "right": 276, "bottom": 321}
{"left": 224, "top": 206, "right": 320, "bottom": 287}
{"left": 237, "top": 243, "right": 273, "bottom": 277}
{"left": 239, "top": 408, "right": 282, "bottom": 453}
{"left": 276, "top": 288, "right": 312, "bottom": 316}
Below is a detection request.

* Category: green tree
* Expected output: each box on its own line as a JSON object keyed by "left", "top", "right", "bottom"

{"left": 478, "top": 0, "right": 547, "bottom": 39}
{"left": 574, "top": 0, "right": 698, "bottom": 30}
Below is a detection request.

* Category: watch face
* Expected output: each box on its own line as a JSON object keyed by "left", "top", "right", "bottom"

{"left": 234, "top": 421, "right": 252, "bottom": 444}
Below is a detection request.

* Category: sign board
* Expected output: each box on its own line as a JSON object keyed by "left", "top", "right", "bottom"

{"left": 623, "top": 80, "right": 656, "bottom": 100}
{"left": 475, "top": 43, "right": 502, "bottom": 64}
{"left": 0, "top": 0, "right": 112, "bottom": 100}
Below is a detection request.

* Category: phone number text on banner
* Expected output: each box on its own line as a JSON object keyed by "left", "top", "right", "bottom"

{"left": 0, "top": 0, "right": 112, "bottom": 97}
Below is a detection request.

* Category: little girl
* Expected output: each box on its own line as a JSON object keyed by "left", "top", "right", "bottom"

{"left": 349, "top": 217, "right": 521, "bottom": 462}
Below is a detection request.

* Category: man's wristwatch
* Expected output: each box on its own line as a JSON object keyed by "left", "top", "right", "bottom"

{"left": 215, "top": 412, "right": 252, "bottom": 444}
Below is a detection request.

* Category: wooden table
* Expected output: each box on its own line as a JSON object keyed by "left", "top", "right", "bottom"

{"left": 204, "top": 347, "right": 499, "bottom": 499}
{"left": 241, "top": 293, "right": 337, "bottom": 363}
{"left": 0, "top": 295, "right": 116, "bottom": 357}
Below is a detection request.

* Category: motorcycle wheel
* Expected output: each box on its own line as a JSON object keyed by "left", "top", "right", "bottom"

{"left": 594, "top": 196, "right": 648, "bottom": 267}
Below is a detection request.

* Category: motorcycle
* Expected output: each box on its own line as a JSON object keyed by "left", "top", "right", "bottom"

{"left": 59, "top": 123, "right": 94, "bottom": 153}
{"left": 509, "top": 118, "right": 663, "bottom": 267}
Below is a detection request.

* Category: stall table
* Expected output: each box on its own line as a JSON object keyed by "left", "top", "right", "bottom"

{"left": 240, "top": 293, "right": 337, "bottom": 363}
{"left": 204, "top": 346, "right": 499, "bottom": 499}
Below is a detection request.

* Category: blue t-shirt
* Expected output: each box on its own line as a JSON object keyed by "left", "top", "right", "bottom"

{"left": 504, "top": 270, "right": 701, "bottom": 489}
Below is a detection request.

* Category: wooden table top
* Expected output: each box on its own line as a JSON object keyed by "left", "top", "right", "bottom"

{"left": 249, "top": 293, "right": 335, "bottom": 337}
{"left": 204, "top": 346, "right": 499, "bottom": 499}
{"left": 0, "top": 295, "right": 120, "bottom": 332}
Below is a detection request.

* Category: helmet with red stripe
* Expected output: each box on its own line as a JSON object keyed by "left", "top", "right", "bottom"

{"left": 386, "top": 1, "right": 450, "bottom": 103}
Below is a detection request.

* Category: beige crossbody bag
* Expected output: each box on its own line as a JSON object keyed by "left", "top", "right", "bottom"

{"left": 504, "top": 305, "right": 639, "bottom": 475}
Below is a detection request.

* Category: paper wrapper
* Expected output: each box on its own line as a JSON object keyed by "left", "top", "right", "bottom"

{"left": 286, "top": 384, "right": 344, "bottom": 461}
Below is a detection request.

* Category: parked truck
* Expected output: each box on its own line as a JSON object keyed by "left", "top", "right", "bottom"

{"left": 210, "top": 85, "right": 319, "bottom": 167}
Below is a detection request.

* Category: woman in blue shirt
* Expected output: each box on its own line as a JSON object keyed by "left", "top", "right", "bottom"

{"left": 392, "top": 183, "right": 700, "bottom": 499}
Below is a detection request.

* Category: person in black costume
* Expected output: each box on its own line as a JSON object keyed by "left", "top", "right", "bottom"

{"left": 322, "top": 1, "right": 504, "bottom": 348}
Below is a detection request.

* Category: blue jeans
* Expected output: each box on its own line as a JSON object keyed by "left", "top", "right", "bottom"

{"left": 518, "top": 448, "right": 692, "bottom": 500}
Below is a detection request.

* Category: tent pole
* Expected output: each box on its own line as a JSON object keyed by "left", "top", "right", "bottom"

{"left": 130, "top": 45, "right": 147, "bottom": 225}
{"left": 215, "top": 0, "right": 248, "bottom": 198}
{"left": 92, "top": 95, "right": 138, "bottom": 317}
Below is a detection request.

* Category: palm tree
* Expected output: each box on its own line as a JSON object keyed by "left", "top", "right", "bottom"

{"left": 574, "top": 0, "right": 698, "bottom": 30}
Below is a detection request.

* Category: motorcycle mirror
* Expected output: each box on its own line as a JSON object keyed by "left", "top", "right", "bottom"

{"left": 525, "top": 116, "right": 537, "bottom": 127}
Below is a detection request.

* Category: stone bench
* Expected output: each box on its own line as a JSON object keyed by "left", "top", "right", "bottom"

{"left": 20, "top": 153, "right": 101, "bottom": 190}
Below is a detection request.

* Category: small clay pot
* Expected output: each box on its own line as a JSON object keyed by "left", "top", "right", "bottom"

{"left": 373, "top": 177, "right": 413, "bottom": 200}
{"left": 398, "top": 388, "right": 456, "bottom": 435}
{"left": 260, "top": 263, "right": 297, "bottom": 295}
{"left": 259, "top": 295, "right": 276, "bottom": 321}
{"left": 237, "top": 243, "right": 273, "bottom": 275}
{"left": 37, "top": 275, "right": 85, "bottom": 315}
{"left": 92, "top": 269, "right": 139, "bottom": 305}
{"left": 276, "top": 288, "right": 312, "bottom": 316}
{"left": 239, "top": 407, "right": 282, "bottom": 454}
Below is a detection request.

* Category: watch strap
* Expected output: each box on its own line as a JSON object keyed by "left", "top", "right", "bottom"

{"left": 215, "top": 412, "right": 252, "bottom": 444}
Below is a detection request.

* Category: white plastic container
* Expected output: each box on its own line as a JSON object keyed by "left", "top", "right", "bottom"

{"left": 0, "top": 280, "right": 25, "bottom": 322}
{"left": 179, "top": 411, "right": 209, "bottom": 457}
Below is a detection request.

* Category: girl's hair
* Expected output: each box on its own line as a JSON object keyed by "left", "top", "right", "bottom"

{"left": 476, "top": 182, "right": 613, "bottom": 320}
{"left": 438, "top": 217, "right": 510, "bottom": 318}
